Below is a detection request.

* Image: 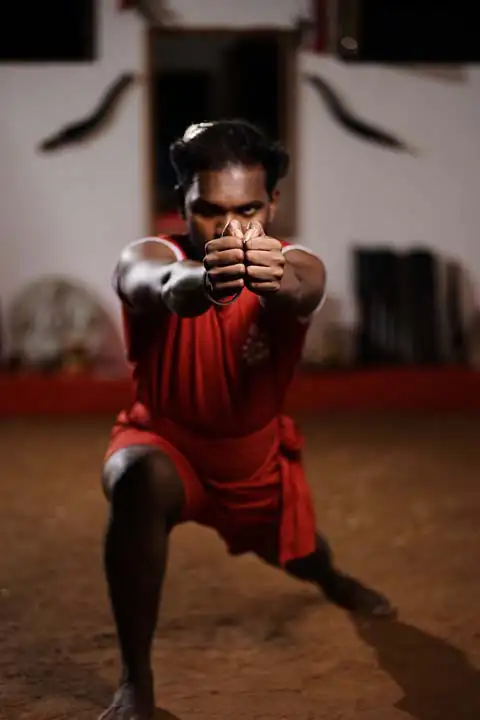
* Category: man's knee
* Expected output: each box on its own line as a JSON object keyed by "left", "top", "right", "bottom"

{"left": 102, "top": 446, "right": 185, "bottom": 526}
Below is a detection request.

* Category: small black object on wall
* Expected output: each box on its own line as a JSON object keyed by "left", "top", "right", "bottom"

{"left": 352, "top": 246, "right": 444, "bottom": 367}
{"left": 352, "top": 247, "right": 406, "bottom": 366}
{"left": 403, "top": 249, "right": 442, "bottom": 365}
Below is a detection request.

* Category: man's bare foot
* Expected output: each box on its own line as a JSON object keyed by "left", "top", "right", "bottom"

{"left": 322, "top": 572, "right": 396, "bottom": 618}
{"left": 98, "top": 680, "right": 155, "bottom": 720}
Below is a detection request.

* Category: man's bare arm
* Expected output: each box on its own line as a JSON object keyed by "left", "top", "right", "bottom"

{"left": 263, "top": 249, "right": 326, "bottom": 318}
{"left": 114, "top": 240, "right": 211, "bottom": 318}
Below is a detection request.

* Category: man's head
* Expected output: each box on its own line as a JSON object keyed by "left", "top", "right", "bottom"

{"left": 169, "top": 120, "right": 289, "bottom": 253}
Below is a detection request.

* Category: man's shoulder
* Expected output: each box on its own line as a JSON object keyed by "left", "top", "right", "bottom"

{"left": 279, "top": 240, "right": 319, "bottom": 259}
{"left": 162, "top": 233, "right": 193, "bottom": 258}
{"left": 128, "top": 233, "right": 193, "bottom": 261}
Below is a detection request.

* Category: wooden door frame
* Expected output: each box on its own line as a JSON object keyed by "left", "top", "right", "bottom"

{"left": 143, "top": 26, "right": 299, "bottom": 238}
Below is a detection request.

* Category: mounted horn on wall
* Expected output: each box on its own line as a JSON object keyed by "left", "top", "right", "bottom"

{"left": 304, "top": 73, "right": 417, "bottom": 155}
{"left": 118, "top": 0, "right": 179, "bottom": 25}
{"left": 38, "top": 73, "right": 137, "bottom": 152}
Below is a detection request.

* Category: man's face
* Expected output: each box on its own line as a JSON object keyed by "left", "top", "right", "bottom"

{"left": 183, "top": 164, "right": 278, "bottom": 255}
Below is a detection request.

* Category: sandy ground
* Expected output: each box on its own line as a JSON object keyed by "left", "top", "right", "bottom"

{"left": 0, "top": 414, "right": 479, "bottom": 720}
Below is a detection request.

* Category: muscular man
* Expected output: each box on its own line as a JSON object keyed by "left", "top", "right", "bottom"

{"left": 100, "top": 120, "right": 393, "bottom": 720}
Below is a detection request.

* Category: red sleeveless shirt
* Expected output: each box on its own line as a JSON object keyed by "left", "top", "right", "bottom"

{"left": 117, "top": 234, "right": 314, "bottom": 439}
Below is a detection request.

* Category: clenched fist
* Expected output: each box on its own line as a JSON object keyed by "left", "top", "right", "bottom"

{"left": 203, "top": 220, "right": 285, "bottom": 302}
{"left": 203, "top": 220, "right": 246, "bottom": 300}
{"left": 244, "top": 221, "right": 285, "bottom": 295}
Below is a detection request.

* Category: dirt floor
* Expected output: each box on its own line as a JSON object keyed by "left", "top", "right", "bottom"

{"left": 0, "top": 414, "right": 479, "bottom": 720}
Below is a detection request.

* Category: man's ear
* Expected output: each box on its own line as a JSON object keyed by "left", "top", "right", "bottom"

{"left": 175, "top": 186, "right": 186, "bottom": 219}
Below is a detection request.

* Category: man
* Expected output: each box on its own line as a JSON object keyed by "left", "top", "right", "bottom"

{"left": 100, "top": 120, "right": 393, "bottom": 720}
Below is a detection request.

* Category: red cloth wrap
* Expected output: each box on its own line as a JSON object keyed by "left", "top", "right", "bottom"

{"left": 106, "top": 404, "right": 317, "bottom": 566}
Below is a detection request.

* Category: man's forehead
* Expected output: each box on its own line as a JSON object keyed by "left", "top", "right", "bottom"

{"left": 192, "top": 165, "right": 267, "bottom": 201}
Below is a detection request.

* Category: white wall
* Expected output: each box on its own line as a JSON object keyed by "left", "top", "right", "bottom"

{"left": 298, "top": 54, "right": 480, "bottom": 328}
{"left": 1, "top": 0, "right": 480, "bottom": 362}
{"left": 162, "top": 0, "right": 311, "bottom": 28}
{"left": 0, "top": 0, "right": 145, "bottom": 335}
{"left": 0, "top": 0, "right": 310, "bottom": 347}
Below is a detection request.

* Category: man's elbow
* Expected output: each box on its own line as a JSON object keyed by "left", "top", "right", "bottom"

{"left": 301, "top": 257, "right": 327, "bottom": 310}
{"left": 313, "top": 258, "right": 327, "bottom": 297}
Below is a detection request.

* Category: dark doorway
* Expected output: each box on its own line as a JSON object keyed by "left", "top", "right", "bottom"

{"left": 149, "top": 30, "right": 297, "bottom": 238}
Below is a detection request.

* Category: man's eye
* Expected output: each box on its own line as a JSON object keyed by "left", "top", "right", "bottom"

{"left": 241, "top": 207, "right": 257, "bottom": 218}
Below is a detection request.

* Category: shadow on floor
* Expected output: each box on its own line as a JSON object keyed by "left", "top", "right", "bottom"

{"left": 352, "top": 615, "right": 480, "bottom": 720}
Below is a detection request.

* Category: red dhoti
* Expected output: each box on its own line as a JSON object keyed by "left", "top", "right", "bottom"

{"left": 106, "top": 405, "right": 317, "bottom": 566}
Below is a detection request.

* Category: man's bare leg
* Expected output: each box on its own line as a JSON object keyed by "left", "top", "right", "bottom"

{"left": 285, "top": 533, "right": 395, "bottom": 617}
{"left": 99, "top": 447, "right": 185, "bottom": 720}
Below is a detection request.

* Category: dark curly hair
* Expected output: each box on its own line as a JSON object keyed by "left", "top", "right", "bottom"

{"left": 169, "top": 119, "right": 289, "bottom": 198}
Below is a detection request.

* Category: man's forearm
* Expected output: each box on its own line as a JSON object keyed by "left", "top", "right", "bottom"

{"left": 118, "top": 259, "right": 212, "bottom": 317}
{"left": 263, "top": 259, "right": 325, "bottom": 317}
{"left": 162, "top": 261, "right": 212, "bottom": 317}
